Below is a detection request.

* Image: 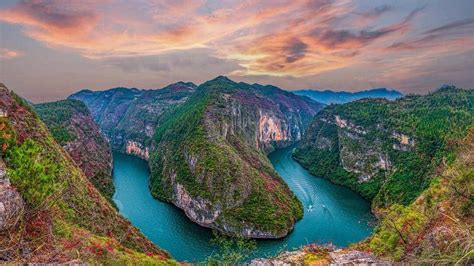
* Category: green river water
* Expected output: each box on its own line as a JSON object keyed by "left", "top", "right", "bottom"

{"left": 112, "top": 145, "right": 374, "bottom": 262}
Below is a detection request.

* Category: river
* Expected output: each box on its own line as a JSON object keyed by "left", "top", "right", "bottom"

{"left": 112, "top": 145, "right": 374, "bottom": 262}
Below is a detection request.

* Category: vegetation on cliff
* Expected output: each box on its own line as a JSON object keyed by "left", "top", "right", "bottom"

{"left": 68, "top": 82, "right": 196, "bottom": 155}
{"left": 294, "top": 87, "right": 473, "bottom": 207}
{"left": 364, "top": 126, "right": 473, "bottom": 263}
{"left": 0, "top": 84, "right": 176, "bottom": 264}
{"left": 293, "top": 86, "right": 473, "bottom": 263}
{"left": 35, "top": 100, "right": 114, "bottom": 201}
{"left": 150, "top": 76, "right": 322, "bottom": 238}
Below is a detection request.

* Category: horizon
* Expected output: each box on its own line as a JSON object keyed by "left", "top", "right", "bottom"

{"left": 2, "top": 74, "right": 457, "bottom": 104}
{"left": 1, "top": 0, "right": 473, "bottom": 102}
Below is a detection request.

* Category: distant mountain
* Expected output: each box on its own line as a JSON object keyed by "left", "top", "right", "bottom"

{"left": 294, "top": 88, "right": 403, "bottom": 104}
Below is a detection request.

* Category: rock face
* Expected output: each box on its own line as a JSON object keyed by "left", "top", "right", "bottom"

{"left": 69, "top": 82, "right": 196, "bottom": 159}
{"left": 0, "top": 158, "right": 24, "bottom": 230}
{"left": 150, "top": 76, "right": 323, "bottom": 238}
{"left": 294, "top": 87, "right": 474, "bottom": 207}
{"left": 125, "top": 140, "right": 150, "bottom": 160}
{"left": 35, "top": 100, "right": 114, "bottom": 200}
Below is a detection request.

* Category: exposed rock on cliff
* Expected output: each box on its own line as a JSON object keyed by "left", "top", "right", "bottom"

{"left": 150, "top": 76, "right": 323, "bottom": 238}
{"left": 294, "top": 87, "right": 474, "bottom": 207}
{"left": 69, "top": 82, "right": 196, "bottom": 159}
{"left": 125, "top": 140, "right": 150, "bottom": 160}
{"left": 35, "top": 100, "right": 114, "bottom": 200}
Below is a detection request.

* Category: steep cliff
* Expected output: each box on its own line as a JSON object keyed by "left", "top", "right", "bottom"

{"left": 150, "top": 76, "right": 323, "bottom": 238}
{"left": 69, "top": 82, "right": 196, "bottom": 159}
{"left": 263, "top": 125, "right": 473, "bottom": 264}
{"left": 0, "top": 84, "right": 176, "bottom": 264}
{"left": 35, "top": 100, "right": 114, "bottom": 201}
{"left": 294, "top": 86, "right": 474, "bottom": 208}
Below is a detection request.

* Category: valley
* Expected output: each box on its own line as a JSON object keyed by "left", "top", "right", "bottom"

{"left": 1, "top": 1, "right": 472, "bottom": 264}
{"left": 1, "top": 80, "right": 472, "bottom": 264}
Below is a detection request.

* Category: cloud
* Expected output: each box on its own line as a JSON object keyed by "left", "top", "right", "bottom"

{"left": 425, "top": 18, "right": 474, "bottom": 34}
{"left": 284, "top": 39, "right": 308, "bottom": 63}
{"left": 1, "top": 0, "right": 471, "bottom": 81}
{"left": 358, "top": 5, "right": 393, "bottom": 18}
{"left": 0, "top": 48, "right": 22, "bottom": 59}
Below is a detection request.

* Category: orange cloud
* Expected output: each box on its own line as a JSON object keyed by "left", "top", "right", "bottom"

{"left": 1, "top": 0, "right": 468, "bottom": 79}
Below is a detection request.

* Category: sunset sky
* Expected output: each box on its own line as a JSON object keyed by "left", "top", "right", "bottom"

{"left": 0, "top": 0, "right": 473, "bottom": 102}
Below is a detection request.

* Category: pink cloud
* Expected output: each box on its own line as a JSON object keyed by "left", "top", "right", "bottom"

{"left": 1, "top": 0, "right": 471, "bottom": 80}
{"left": 0, "top": 48, "right": 22, "bottom": 59}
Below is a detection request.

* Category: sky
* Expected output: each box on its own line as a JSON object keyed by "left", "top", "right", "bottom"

{"left": 0, "top": 0, "right": 473, "bottom": 103}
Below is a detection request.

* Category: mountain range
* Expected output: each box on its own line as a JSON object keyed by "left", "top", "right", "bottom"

{"left": 294, "top": 88, "right": 403, "bottom": 104}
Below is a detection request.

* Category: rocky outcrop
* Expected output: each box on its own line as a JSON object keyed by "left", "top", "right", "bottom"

{"left": 125, "top": 140, "right": 149, "bottom": 160}
{"left": 0, "top": 159, "right": 24, "bottom": 230}
{"left": 35, "top": 100, "right": 114, "bottom": 200}
{"left": 392, "top": 132, "right": 415, "bottom": 151}
{"left": 151, "top": 76, "right": 323, "bottom": 238}
{"left": 250, "top": 244, "right": 390, "bottom": 265}
{"left": 173, "top": 182, "right": 221, "bottom": 226}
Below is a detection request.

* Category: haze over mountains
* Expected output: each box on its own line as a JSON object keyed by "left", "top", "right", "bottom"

{"left": 294, "top": 88, "right": 403, "bottom": 105}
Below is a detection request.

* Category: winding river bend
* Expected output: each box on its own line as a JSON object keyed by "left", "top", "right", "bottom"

{"left": 112, "top": 145, "right": 374, "bottom": 262}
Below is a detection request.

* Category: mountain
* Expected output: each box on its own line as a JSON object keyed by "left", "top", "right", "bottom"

{"left": 149, "top": 76, "right": 323, "bottom": 238}
{"left": 294, "top": 86, "right": 473, "bottom": 207}
{"left": 68, "top": 77, "right": 323, "bottom": 238}
{"left": 0, "top": 84, "right": 176, "bottom": 264}
{"left": 254, "top": 86, "right": 473, "bottom": 264}
{"left": 69, "top": 82, "right": 197, "bottom": 159}
{"left": 34, "top": 100, "right": 114, "bottom": 201}
{"left": 294, "top": 88, "right": 403, "bottom": 104}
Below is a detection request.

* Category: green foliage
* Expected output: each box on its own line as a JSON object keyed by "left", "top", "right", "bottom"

{"left": 369, "top": 204, "right": 426, "bottom": 260}
{"left": 366, "top": 126, "right": 474, "bottom": 263}
{"left": 6, "top": 139, "right": 62, "bottom": 206}
{"left": 34, "top": 99, "right": 90, "bottom": 144}
{"left": 205, "top": 232, "right": 257, "bottom": 265}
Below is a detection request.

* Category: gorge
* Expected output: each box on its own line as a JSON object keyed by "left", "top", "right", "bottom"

{"left": 112, "top": 146, "right": 374, "bottom": 262}
{"left": 1, "top": 80, "right": 472, "bottom": 264}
